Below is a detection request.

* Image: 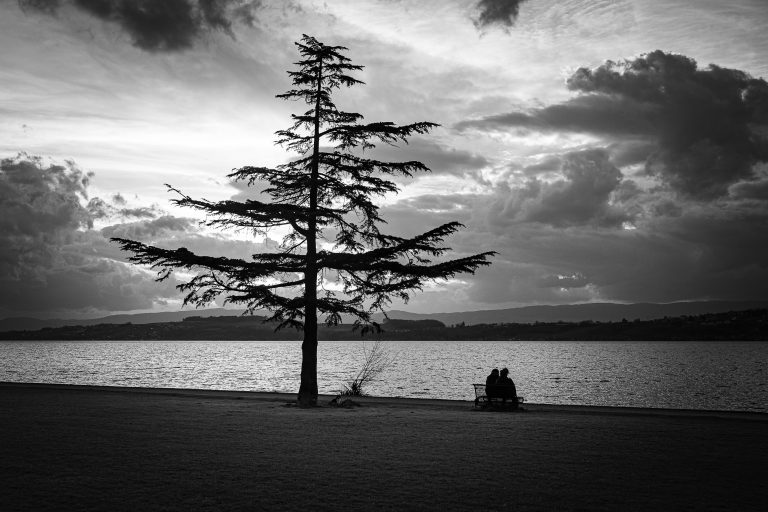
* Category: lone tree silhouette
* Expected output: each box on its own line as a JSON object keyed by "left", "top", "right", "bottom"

{"left": 112, "top": 35, "right": 495, "bottom": 406}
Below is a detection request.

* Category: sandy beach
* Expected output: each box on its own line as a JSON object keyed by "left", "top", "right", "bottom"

{"left": 1, "top": 383, "right": 765, "bottom": 511}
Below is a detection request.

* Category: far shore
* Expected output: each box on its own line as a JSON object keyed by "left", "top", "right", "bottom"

{"left": 1, "top": 383, "right": 765, "bottom": 511}
{"left": 2, "top": 307, "right": 767, "bottom": 341}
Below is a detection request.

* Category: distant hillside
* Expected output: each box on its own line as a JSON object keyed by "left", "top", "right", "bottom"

{"left": 3, "top": 300, "right": 768, "bottom": 332}
{"left": 379, "top": 301, "right": 768, "bottom": 326}
{"left": 1, "top": 309, "right": 766, "bottom": 341}
{"left": 0, "top": 308, "right": 244, "bottom": 332}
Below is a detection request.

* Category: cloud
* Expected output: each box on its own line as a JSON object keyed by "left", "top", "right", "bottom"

{"left": 729, "top": 178, "right": 768, "bottom": 200}
{"left": 17, "top": 0, "right": 262, "bottom": 52}
{"left": 379, "top": 149, "right": 630, "bottom": 233}
{"left": 0, "top": 239, "right": 182, "bottom": 314}
{"left": 489, "top": 210, "right": 768, "bottom": 305}
{"left": 462, "top": 260, "right": 597, "bottom": 306}
{"left": 458, "top": 50, "right": 768, "bottom": 199}
{"left": 521, "top": 155, "right": 562, "bottom": 177}
{"left": 456, "top": 94, "right": 658, "bottom": 136}
{"left": 101, "top": 215, "right": 194, "bottom": 241}
{"left": 489, "top": 149, "right": 630, "bottom": 228}
{"left": 589, "top": 51, "right": 768, "bottom": 200}
{"left": 17, "top": 0, "right": 60, "bottom": 14}
{"left": 376, "top": 152, "right": 768, "bottom": 309}
{"left": 0, "top": 153, "right": 93, "bottom": 278}
{"left": 608, "top": 204, "right": 768, "bottom": 302}
{"left": 606, "top": 140, "right": 657, "bottom": 168}
{"left": 472, "top": 0, "right": 529, "bottom": 32}
{"left": 87, "top": 196, "right": 163, "bottom": 221}
{"left": 0, "top": 154, "right": 191, "bottom": 316}
{"left": 522, "top": 149, "right": 628, "bottom": 227}
{"left": 443, "top": 49, "right": 768, "bottom": 305}
{"left": 366, "top": 137, "right": 489, "bottom": 181}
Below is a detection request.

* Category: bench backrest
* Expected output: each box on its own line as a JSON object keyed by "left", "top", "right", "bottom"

{"left": 473, "top": 383, "right": 487, "bottom": 398}
{"left": 474, "top": 383, "right": 519, "bottom": 397}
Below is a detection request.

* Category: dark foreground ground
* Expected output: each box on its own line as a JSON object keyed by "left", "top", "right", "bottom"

{"left": 1, "top": 383, "right": 765, "bottom": 511}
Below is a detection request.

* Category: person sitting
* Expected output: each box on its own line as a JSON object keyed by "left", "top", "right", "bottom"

{"left": 496, "top": 367, "right": 518, "bottom": 409}
{"left": 485, "top": 368, "right": 499, "bottom": 402}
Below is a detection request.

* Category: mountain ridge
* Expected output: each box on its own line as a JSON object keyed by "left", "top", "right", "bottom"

{"left": 2, "top": 300, "right": 768, "bottom": 332}
{"left": 2, "top": 308, "right": 766, "bottom": 341}
{"left": 380, "top": 300, "right": 768, "bottom": 326}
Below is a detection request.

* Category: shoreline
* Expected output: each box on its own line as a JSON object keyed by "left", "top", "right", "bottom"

{"left": 1, "top": 381, "right": 765, "bottom": 420}
{"left": 2, "top": 382, "right": 765, "bottom": 511}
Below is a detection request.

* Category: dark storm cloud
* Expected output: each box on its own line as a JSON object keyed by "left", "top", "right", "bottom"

{"left": 381, "top": 150, "right": 630, "bottom": 233}
{"left": 0, "top": 153, "right": 93, "bottom": 275}
{"left": 472, "top": 0, "right": 529, "bottom": 31}
{"left": 523, "top": 150, "right": 627, "bottom": 227}
{"left": 456, "top": 94, "right": 658, "bottom": 136}
{"left": 521, "top": 155, "right": 562, "bottom": 176}
{"left": 17, "top": 0, "right": 60, "bottom": 14}
{"left": 606, "top": 140, "right": 657, "bottom": 168}
{"left": 377, "top": 162, "right": 768, "bottom": 308}
{"left": 0, "top": 242, "right": 182, "bottom": 314}
{"left": 0, "top": 154, "right": 188, "bottom": 316}
{"left": 600, "top": 205, "right": 768, "bottom": 302}
{"left": 651, "top": 198, "right": 683, "bottom": 218}
{"left": 463, "top": 260, "right": 595, "bottom": 306}
{"left": 476, "top": 206, "right": 768, "bottom": 305}
{"left": 17, "top": 0, "right": 262, "bottom": 51}
{"left": 491, "top": 149, "right": 630, "bottom": 228}
{"left": 459, "top": 50, "right": 768, "bottom": 199}
{"left": 729, "top": 177, "right": 768, "bottom": 200}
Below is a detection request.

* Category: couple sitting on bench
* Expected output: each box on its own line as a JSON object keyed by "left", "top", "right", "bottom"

{"left": 485, "top": 367, "right": 519, "bottom": 409}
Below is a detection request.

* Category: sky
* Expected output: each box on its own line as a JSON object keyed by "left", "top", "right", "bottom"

{"left": 1, "top": 0, "right": 768, "bottom": 319}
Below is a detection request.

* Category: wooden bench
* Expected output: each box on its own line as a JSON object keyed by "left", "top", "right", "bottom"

{"left": 473, "top": 383, "right": 525, "bottom": 410}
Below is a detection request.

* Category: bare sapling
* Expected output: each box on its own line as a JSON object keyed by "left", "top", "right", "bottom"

{"left": 338, "top": 340, "right": 395, "bottom": 398}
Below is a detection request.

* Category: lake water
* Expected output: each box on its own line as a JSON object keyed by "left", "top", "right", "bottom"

{"left": 0, "top": 340, "right": 765, "bottom": 413}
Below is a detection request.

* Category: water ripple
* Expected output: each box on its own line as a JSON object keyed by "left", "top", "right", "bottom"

{"left": 0, "top": 340, "right": 765, "bottom": 412}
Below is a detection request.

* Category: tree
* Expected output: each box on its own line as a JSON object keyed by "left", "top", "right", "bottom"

{"left": 112, "top": 35, "right": 495, "bottom": 407}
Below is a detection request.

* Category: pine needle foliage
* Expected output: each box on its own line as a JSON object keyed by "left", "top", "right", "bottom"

{"left": 112, "top": 35, "right": 495, "bottom": 406}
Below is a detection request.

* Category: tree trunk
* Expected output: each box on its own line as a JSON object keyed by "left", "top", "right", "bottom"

{"left": 297, "top": 311, "right": 318, "bottom": 407}
{"left": 297, "top": 52, "right": 323, "bottom": 408}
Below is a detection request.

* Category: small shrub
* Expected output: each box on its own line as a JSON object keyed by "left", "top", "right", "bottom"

{"left": 337, "top": 341, "right": 394, "bottom": 397}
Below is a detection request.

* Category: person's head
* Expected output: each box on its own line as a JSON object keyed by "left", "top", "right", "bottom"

{"left": 491, "top": 368, "right": 499, "bottom": 376}
{"left": 500, "top": 368, "right": 509, "bottom": 376}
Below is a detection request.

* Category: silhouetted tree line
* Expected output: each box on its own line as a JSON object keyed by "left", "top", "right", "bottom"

{"left": 3, "top": 309, "right": 765, "bottom": 341}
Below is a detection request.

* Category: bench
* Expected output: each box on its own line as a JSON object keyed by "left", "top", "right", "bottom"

{"left": 473, "top": 383, "right": 525, "bottom": 410}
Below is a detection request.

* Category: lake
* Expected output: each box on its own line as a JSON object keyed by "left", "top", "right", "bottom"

{"left": 0, "top": 340, "right": 765, "bottom": 412}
